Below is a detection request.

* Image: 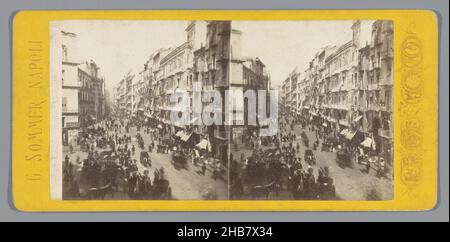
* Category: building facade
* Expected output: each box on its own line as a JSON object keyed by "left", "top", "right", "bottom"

{"left": 115, "top": 20, "right": 270, "bottom": 166}
{"left": 280, "top": 20, "right": 393, "bottom": 164}
{"left": 61, "top": 31, "right": 106, "bottom": 146}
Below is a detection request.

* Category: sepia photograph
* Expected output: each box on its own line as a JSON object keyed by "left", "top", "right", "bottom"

{"left": 50, "top": 19, "right": 393, "bottom": 201}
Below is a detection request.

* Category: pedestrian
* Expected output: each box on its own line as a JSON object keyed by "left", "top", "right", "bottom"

{"left": 65, "top": 154, "right": 70, "bottom": 165}
{"left": 365, "top": 155, "right": 371, "bottom": 173}
{"left": 305, "top": 166, "right": 316, "bottom": 199}
{"left": 201, "top": 160, "right": 207, "bottom": 175}
{"left": 377, "top": 158, "right": 386, "bottom": 177}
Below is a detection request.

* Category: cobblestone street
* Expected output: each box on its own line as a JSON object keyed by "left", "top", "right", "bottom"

{"left": 231, "top": 118, "right": 393, "bottom": 200}
{"left": 64, "top": 125, "right": 228, "bottom": 200}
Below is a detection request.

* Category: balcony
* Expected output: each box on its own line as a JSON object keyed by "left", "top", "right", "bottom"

{"left": 215, "top": 129, "right": 228, "bottom": 140}
{"left": 372, "top": 61, "right": 380, "bottom": 69}
{"left": 328, "top": 104, "right": 350, "bottom": 110}
{"left": 367, "top": 83, "right": 379, "bottom": 90}
{"left": 381, "top": 49, "right": 393, "bottom": 60}
{"left": 379, "top": 128, "right": 393, "bottom": 139}
{"left": 380, "top": 73, "right": 393, "bottom": 86}
{"left": 367, "top": 103, "right": 391, "bottom": 112}
{"left": 64, "top": 122, "right": 79, "bottom": 128}
{"left": 62, "top": 107, "right": 78, "bottom": 114}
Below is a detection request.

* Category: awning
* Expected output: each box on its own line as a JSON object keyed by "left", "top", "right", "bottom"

{"left": 345, "top": 130, "right": 357, "bottom": 140}
{"left": 169, "top": 106, "right": 186, "bottom": 112}
{"left": 190, "top": 117, "right": 199, "bottom": 125}
{"left": 340, "top": 128, "right": 349, "bottom": 136}
{"left": 181, "top": 133, "right": 192, "bottom": 142}
{"left": 339, "top": 120, "right": 349, "bottom": 126}
{"left": 196, "top": 139, "right": 211, "bottom": 151}
{"left": 172, "top": 121, "right": 186, "bottom": 128}
{"left": 353, "top": 115, "right": 363, "bottom": 123}
{"left": 361, "top": 137, "right": 376, "bottom": 150}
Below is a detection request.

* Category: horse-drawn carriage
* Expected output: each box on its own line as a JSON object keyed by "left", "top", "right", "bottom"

{"left": 260, "top": 136, "right": 274, "bottom": 147}
{"left": 336, "top": 149, "right": 352, "bottom": 167}
{"left": 156, "top": 144, "right": 165, "bottom": 153}
{"left": 289, "top": 166, "right": 336, "bottom": 200}
{"left": 321, "top": 141, "right": 332, "bottom": 152}
{"left": 156, "top": 138, "right": 172, "bottom": 153}
{"left": 136, "top": 133, "right": 145, "bottom": 149}
{"left": 316, "top": 166, "right": 335, "bottom": 200}
{"left": 301, "top": 131, "right": 309, "bottom": 147}
{"left": 152, "top": 168, "right": 171, "bottom": 199}
{"left": 322, "top": 136, "right": 338, "bottom": 152}
{"left": 99, "top": 150, "right": 113, "bottom": 160}
{"left": 140, "top": 151, "right": 151, "bottom": 167}
{"left": 263, "top": 148, "right": 281, "bottom": 159}
{"left": 304, "top": 149, "right": 316, "bottom": 165}
{"left": 96, "top": 137, "right": 108, "bottom": 149}
{"left": 172, "top": 150, "right": 188, "bottom": 168}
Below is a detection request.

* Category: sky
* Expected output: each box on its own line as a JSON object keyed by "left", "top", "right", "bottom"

{"left": 53, "top": 20, "right": 188, "bottom": 95}
{"left": 53, "top": 20, "right": 374, "bottom": 94}
{"left": 233, "top": 20, "right": 374, "bottom": 87}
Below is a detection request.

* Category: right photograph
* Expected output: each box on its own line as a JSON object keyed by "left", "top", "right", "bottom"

{"left": 228, "top": 20, "right": 394, "bottom": 201}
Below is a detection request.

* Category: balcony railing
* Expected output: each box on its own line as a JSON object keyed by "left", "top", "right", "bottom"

{"left": 379, "top": 128, "right": 393, "bottom": 139}
{"left": 62, "top": 107, "right": 78, "bottom": 114}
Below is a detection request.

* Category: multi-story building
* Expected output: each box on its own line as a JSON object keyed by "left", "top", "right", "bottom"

{"left": 296, "top": 72, "right": 308, "bottom": 114}
{"left": 144, "top": 48, "right": 172, "bottom": 115}
{"left": 129, "top": 69, "right": 150, "bottom": 116}
{"left": 159, "top": 42, "right": 194, "bottom": 123}
{"left": 116, "top": 21, "right": 270, "bottom": 166}
{"left": 192, "top": 21, "right": 271, "bottom": 163}
{"left": 279, "top": 20, "right": 393, "bottom": 164}
{"left": 114, "top": 78, "right": 126, "bottom": 114}
{"left": 322, "top": 39, "right": 359, "bottom": 130}
{"left": 114, "top": 72, "right": 134, "bottom": 116}
{"left": 60, "top": 31, "right": 105, "bottom": 146}
{"left": 192, "top": 21, "right": 232, "bottom": 164}
{"left": 282, "top": 76, "right": 292, "bottom": 112}
{"left": 289, "top": 69, "right": 299, "bottom": 114}
{"left": 78, "top": 60, "right": 105, "bottom": 126}
{"left": 357, "top": 20, "right": 394, "bottom": 164}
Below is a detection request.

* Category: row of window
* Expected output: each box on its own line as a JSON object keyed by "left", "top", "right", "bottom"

{"left": 323, "top": 88, "right": 392, "bottom": 108}
{"left": 162, "top": 51, "right": 191, "bottom": 77}
{"left": 329, "top": 49, "right": 357, "bottom": 74}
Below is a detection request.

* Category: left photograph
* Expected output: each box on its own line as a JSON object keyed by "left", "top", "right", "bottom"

{"left": 50, "top": 20, "right": 231, "bottom": 200}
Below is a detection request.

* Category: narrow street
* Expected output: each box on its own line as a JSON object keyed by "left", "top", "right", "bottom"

{"left": 231, "top": 117, "right": 393, "bottom": 200}
{"left": 64, "top": 122, "right": 228, "bottom": 200}
{"left": 128, "top": 127, "right": 228, "bottom": 200}
{"left": 59, "top": 20, "right": 394, "bottom": 202}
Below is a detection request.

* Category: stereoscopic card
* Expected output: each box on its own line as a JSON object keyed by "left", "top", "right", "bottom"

{"left": 12, "top": 10, "right": 438, "bottom": 211}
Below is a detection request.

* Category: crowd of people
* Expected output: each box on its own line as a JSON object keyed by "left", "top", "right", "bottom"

{"left": 62, "top": 113, "right": 228, "bottom": 200}
{"left": 62, "top": 117, "right": 172, "bottom": 200}
{"left": 230, "top": 108, "right": 392, "bottom": 200}
{"left": 230, "top": 112, "right": 336, "bottom": 200}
